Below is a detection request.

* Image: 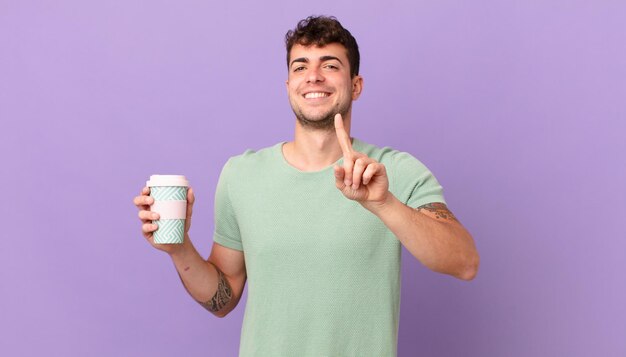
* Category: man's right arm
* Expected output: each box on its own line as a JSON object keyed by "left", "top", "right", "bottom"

{"left": 170, "top": 239, "right": 246, "bottom": 318}
{"left": 134, "top": 186, "right": 246, "bottom": 318}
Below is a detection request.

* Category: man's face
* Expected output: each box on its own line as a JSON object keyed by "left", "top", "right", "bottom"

{"left": 286, "top": 43, "right": 362, "bottom": 130}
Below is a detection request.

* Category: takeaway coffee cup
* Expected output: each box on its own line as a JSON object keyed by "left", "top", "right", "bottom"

{"left": 146, "top": 175, "right": 189, "bottom": 244}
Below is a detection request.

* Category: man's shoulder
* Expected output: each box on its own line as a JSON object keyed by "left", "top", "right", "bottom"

{"left": 223, "top": 142, "right": 283, "bottom": 172}
{"left": 354, "top": 138, "right": 435, "bottom": 178}
{"left": 354, "top": 138, "right": 414, "bottom": 165}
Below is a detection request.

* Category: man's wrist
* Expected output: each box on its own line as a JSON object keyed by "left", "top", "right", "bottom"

{"left": 361, "top": 192, "right": 398, "bottom": 216}
{"left": 168, "top": 234, "right": 192, "bottom": 259}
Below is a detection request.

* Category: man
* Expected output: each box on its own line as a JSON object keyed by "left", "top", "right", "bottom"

{"left": 134, "top": 16, "right": 479, "bottom": 356}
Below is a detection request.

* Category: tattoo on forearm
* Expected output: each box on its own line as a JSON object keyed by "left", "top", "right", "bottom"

{"left": 416, "top": 203, "right": 458, "bottom": 222}
{"left": 199, "top": 265, "right": 233, "bottom": 313}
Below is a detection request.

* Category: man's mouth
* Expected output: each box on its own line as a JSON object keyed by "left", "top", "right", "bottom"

{"left": 303, "top": 92, "right": 331, "bottom": 99}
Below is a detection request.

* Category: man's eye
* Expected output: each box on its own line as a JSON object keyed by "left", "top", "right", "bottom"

{"left": 293, "top": 66, "right": 305, "bottom": 72}
{"left": 325, "top": 64, "right": 338, "bottom": 70}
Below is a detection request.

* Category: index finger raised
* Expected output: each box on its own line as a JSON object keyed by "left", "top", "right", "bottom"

{"left": 334, "top": 113, "right": 353, "bottom": 156}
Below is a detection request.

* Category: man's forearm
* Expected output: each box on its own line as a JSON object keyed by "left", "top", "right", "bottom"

{"left": 364, "top": 194, "right": 479, "bottom": 280}
{"left": 169, "top": 236, "right": 233, "bottom": 316}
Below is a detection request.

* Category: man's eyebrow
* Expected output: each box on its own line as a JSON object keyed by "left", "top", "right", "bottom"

{"left": 290, "top": 56, "right": 343, "bottom": 67}
{"left": 290, "top": 57, "right": 308, "bottom": 67}
{"left": 319, "top": 55, "right": 343, "bottom": 64}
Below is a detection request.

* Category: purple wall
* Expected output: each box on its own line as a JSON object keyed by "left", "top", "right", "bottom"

{"left": 1, "top": 1, "right": 624, "bottom": 356}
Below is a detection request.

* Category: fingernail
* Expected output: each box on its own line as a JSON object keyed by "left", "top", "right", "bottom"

{"left": 152, "top": 213, "right": 159, "bottom": 219}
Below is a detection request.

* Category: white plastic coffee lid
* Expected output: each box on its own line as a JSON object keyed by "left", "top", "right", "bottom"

{"left": 146, "top": 175, "right": 189, "bottom": 187}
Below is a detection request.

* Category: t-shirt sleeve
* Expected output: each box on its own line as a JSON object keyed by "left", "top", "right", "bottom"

{"left": 391, "top": 151, "right": 446, "bottom": 209}
{"left": 212, "top": 158, "right": 244, "bottom": 251}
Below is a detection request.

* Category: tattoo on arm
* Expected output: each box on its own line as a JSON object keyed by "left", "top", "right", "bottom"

{"left": 199, "top": 264, "right": 233, "bottom": 314}
{"left": 416, "top": 203, "right": 458, "bottom": 222}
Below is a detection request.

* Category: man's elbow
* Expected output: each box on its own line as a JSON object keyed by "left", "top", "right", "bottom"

{"left": 213, "top": 310, "right": 229, "bottom": 318}
{"left": 458, "top": 252, "right": 480, "bottom": 281}
{"left": 209, "top": 304, "right": 235, "bottom": 318}
{"left": 209, "top": 294, "right": 242, "bottom": 318}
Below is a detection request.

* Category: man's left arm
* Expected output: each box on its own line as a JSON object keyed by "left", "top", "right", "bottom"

{"left": 333, "top": 114, "right": 479, "bottom": 281}
{"left": 364, "top": 197, "right": 479, "bottom": 281}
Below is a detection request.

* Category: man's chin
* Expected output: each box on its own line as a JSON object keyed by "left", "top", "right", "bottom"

{"left": 296, "top": 114, "right": 335, "bottom": 130}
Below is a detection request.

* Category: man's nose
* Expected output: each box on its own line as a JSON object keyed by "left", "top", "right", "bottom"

{"left": 306, "top": 67, "right": 325, "bottom": 83}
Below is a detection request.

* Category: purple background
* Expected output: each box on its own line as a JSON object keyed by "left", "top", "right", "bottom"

{"left": 1, "top": 1, "right": 624, "bottom": 356}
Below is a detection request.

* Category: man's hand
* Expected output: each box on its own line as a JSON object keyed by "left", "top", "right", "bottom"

{"left": 333, "top": 113, "right": 390, "bottom": 208}
{"left": 133, "top": 186, "right": 195, "bottom": 255}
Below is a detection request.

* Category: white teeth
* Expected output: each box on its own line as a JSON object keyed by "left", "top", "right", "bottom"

{"left": 304, "top": 92, "right": 329, "bottom": 99}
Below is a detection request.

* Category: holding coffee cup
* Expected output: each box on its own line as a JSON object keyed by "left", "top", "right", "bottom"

{"left": 146, "top": 175, "right": 189, "bottom": 244}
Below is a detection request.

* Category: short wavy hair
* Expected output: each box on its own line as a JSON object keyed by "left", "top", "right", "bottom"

{"left": 285, "top": 16, "right": 360, "bottom": 78}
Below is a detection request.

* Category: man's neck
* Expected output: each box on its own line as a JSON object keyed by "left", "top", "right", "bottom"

{"left": 282, "top": 115, "right": 352, "bottom": 172}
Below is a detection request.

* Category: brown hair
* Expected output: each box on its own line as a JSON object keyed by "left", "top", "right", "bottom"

{"left": 285, "top": 16, "right": 360, "bottom": 77}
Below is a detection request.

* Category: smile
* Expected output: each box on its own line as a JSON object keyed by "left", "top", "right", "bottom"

{"left": 303, "top": 92, "right": 331, "bottom": 99}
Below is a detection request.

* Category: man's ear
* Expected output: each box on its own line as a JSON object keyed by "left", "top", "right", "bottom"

{"left": 351, "top": 75, "right": 363, "bottom": 100}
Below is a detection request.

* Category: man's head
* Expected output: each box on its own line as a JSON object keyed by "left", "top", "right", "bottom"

{"left": 285, "top": 16, "right": 360, "bottom": 78}
{"left": 285, "top": 16, "right": 363, "bottom": 130}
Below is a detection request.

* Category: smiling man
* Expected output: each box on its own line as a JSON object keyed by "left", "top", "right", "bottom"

{"left": 287, "top": 41, "right": 357, "bottom": 130}
{"left": 134, "top": 15, "right": 479, "bottom": 357}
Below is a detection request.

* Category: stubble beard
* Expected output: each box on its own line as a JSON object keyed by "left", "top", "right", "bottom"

{"left": 291, "top": 100, "right": 351, "bottom": 131}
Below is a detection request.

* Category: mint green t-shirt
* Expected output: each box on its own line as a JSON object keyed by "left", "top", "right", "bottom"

{"left": 213, "top": 138, "right": 446, "bottom": 357}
